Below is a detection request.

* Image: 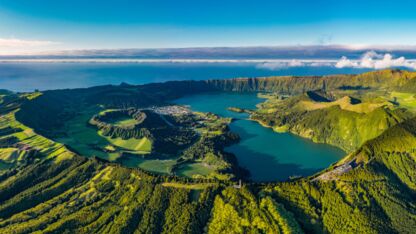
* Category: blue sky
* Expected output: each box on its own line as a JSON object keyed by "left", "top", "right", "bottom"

{"left": 1, "top": 0, "right": 416, "bottom": 54}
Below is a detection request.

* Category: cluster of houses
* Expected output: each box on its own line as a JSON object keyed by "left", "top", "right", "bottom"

{"left": 147, "top": 105, "right": 191, "bottom": 116}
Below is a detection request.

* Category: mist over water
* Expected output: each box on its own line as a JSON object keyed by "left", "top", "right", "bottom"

{"left": 0, "top": 62, "right": 372, "bottom": 92}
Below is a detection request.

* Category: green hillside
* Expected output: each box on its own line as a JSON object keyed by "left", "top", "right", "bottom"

{"left": 0, "top": 70, "right": 415, "bottom": 233}
{"left": 0, "top": 100, "right": 414, "bottom": 233}
{"left": 268, "top": 117, "right": 416, "bottom": 233}
{"left": 251, "top": 93, "right": 413, "bottom": 152}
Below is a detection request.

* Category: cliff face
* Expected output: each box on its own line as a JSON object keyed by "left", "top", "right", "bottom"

{"left": 207, "top": 69, "right": 416, "bottom": 153}
{"left": 205, "top": 69, "right": 416, "bottom": 94}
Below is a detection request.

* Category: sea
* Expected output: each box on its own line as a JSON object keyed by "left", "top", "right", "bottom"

{"left": 0, "top": 62, "right": 372, "bottom": 92}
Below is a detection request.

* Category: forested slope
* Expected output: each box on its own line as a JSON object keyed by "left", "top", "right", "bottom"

{"left": 206, "top": 69, "right": 416, "bottom": 94}
{"left": 0, "top": 69, "right": 415, "bottom": 233}
{"left": 0, "top": 107, "right": 414, "bottom": 233}
{"left": 0, "top": 103, "right": 303, "bottom": 233}
{"left": 267, "top": 117, "right": 416, "bottom": 233}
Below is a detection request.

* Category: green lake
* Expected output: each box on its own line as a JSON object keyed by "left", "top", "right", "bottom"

{"left": 174, "top": 92, "right": 346, "bottom": 182}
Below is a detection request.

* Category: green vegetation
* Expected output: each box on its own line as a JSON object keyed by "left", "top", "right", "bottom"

{"left": 12, "top": 83, "right": 244, "bottom": 180}
{"left": 99, "top": 132, "right": 152, "bottom": 152}
{"left": 207, "top": 69, "right": 416, "bottom": 94}
{"left": 54, "top": 107, "right": 116, "bottom": 159}
{"left": 0, "top": 161, "right": 12, "bottom": 170}
{"left": 109, "top": 116, "right": 139, "bottom": 127}
{"left": 265, "top": 118, "right": 416, "bottom": 233}
{"left": 208, "top": 187, "right": 303, "bottom": 233}
{"left": 390, "top": 91, "right": 416, "bottom": 111}
{"left": 0, "top": 69, "right": 415, "bottom": 233}
{"left": 122, "top": 157, "right": 178, "bottom": 174}
{"left": 251, "top": 91, "right": 413, "bottom": 152}
{"left": 176, "top": 163, "right": 215, "bottom": 178}
{"left": 227, "top": 107, "right": 246, "bottom": 113}
{"left": 162, "top": 182, "right": 215, "bottom": 190}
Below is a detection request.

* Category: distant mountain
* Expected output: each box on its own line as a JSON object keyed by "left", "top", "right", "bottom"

{"left": 207, "top": 69, "right": 416, "bottom": 93}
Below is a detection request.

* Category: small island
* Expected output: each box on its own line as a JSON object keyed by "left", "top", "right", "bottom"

{"left": 227, "top": 107, "right": 251, "bottom": 114}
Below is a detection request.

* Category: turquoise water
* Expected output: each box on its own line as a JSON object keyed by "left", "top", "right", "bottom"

{"left": 175, "top": 92, "right": 345, "bottom": 182}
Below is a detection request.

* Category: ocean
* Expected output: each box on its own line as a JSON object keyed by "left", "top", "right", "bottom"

{"left": 0, "top": 62, "right": 372, "bottom": 92}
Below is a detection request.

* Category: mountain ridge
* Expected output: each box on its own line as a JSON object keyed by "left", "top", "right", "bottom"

{"left": 0, "top": 69, "right": 414, "bottom": 233}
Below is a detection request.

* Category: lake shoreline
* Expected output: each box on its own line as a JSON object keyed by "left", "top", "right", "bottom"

{"left": 175, "top": 92, "right": 345, "bottom": 181}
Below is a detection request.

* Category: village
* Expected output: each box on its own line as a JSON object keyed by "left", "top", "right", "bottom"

{"left": 146, "top": 105, "right": 192, "bottom": 116}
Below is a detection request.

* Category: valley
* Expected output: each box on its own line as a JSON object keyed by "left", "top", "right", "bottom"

{"left": 0, "top": 69, "right": 414, "bottom": 233}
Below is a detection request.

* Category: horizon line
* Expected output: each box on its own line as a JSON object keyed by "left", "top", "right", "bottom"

{"left": 4, "top": 44, "right": 416, "bottom": 56}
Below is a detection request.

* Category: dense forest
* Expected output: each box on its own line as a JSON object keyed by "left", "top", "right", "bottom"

{"left": 0, "top": 69, "right": 415, "bottom": 233}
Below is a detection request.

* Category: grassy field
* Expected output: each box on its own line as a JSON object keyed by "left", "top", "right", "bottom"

{"left": 98, "top": 131, "right": 152, "bottom": 152}
{"left": 54, "top": 107, "right": 110, "bottom": 159}
{"left": 175, "top": 163, "right": 215, "bottom": 178}
{"left": 0, "top": 107, "right": 76, "bottom": 166}
{"left": 54, "top": 107, "right": 152, "bottom": 162}
{"left": 391, "top": 92, "right": 416, "bottom": 111}
{"left": 98, "top": 109, "right": 139, "bottom": 127}
{"left": 107, "top": 116, "right": 139, "bottom": 127}
{"left": 300, "top": 96, "right": 391, "bottom": 113}
{"left": 122, "top": 157, "right": 177, "bottom": 174}
{"left": 0, "top": 148, "right": 19, "bottom": 161}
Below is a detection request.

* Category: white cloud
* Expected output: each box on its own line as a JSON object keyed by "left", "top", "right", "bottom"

{"left": 256, "top": 59, "right": 338, "bottom": 70}
{"left": 0, "top": 38, "right": 58, "bottom": 47}
{"left": 288, "top": 59, "right": 304, "bottom": 67}
{"left": 0, "top": 38, "right": 60, "bottom": 55}
{"left": 335, "top": 51, "right": 416, "bottom": 70}
{"left": 334, "top": 56, "right": 358, "bottom": 68}
{"left": 256, "top": 51, "right": 416, "bottom": 70}
{"left": 310, "top": 62, "right": 333, "bottom": 67}
{"left": 256, "top": 59, "right": 305, "bottom": 70}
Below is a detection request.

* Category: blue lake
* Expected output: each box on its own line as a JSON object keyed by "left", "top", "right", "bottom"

{"left": 175, "top": 92, "right": 345, "bottom": 182}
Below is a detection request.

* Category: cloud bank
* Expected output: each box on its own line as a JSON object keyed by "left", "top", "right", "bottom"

{"left": 256, "top": 59, "right": 305, "bottom": 70}
{"left": 335, "top": 51, "right": 416, "bottom": 70}
{"left": 4, "top": 45, "right": 416, "bottom": 58}
{"left": 0, "top": 46, "right": 415, "bottom": 71}
{"left": 256, "top": 51, "right": 416, "bottom": 70}
{"left": 256, "top": 59, "right": 335, "bottom": 70}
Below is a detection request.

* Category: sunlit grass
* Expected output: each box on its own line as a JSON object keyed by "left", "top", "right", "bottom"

{"left": 391, "top": 92, "right": 416, "bottom": 111}
{"left": 175, "top": 163, "right": 215, "bottom": 177}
